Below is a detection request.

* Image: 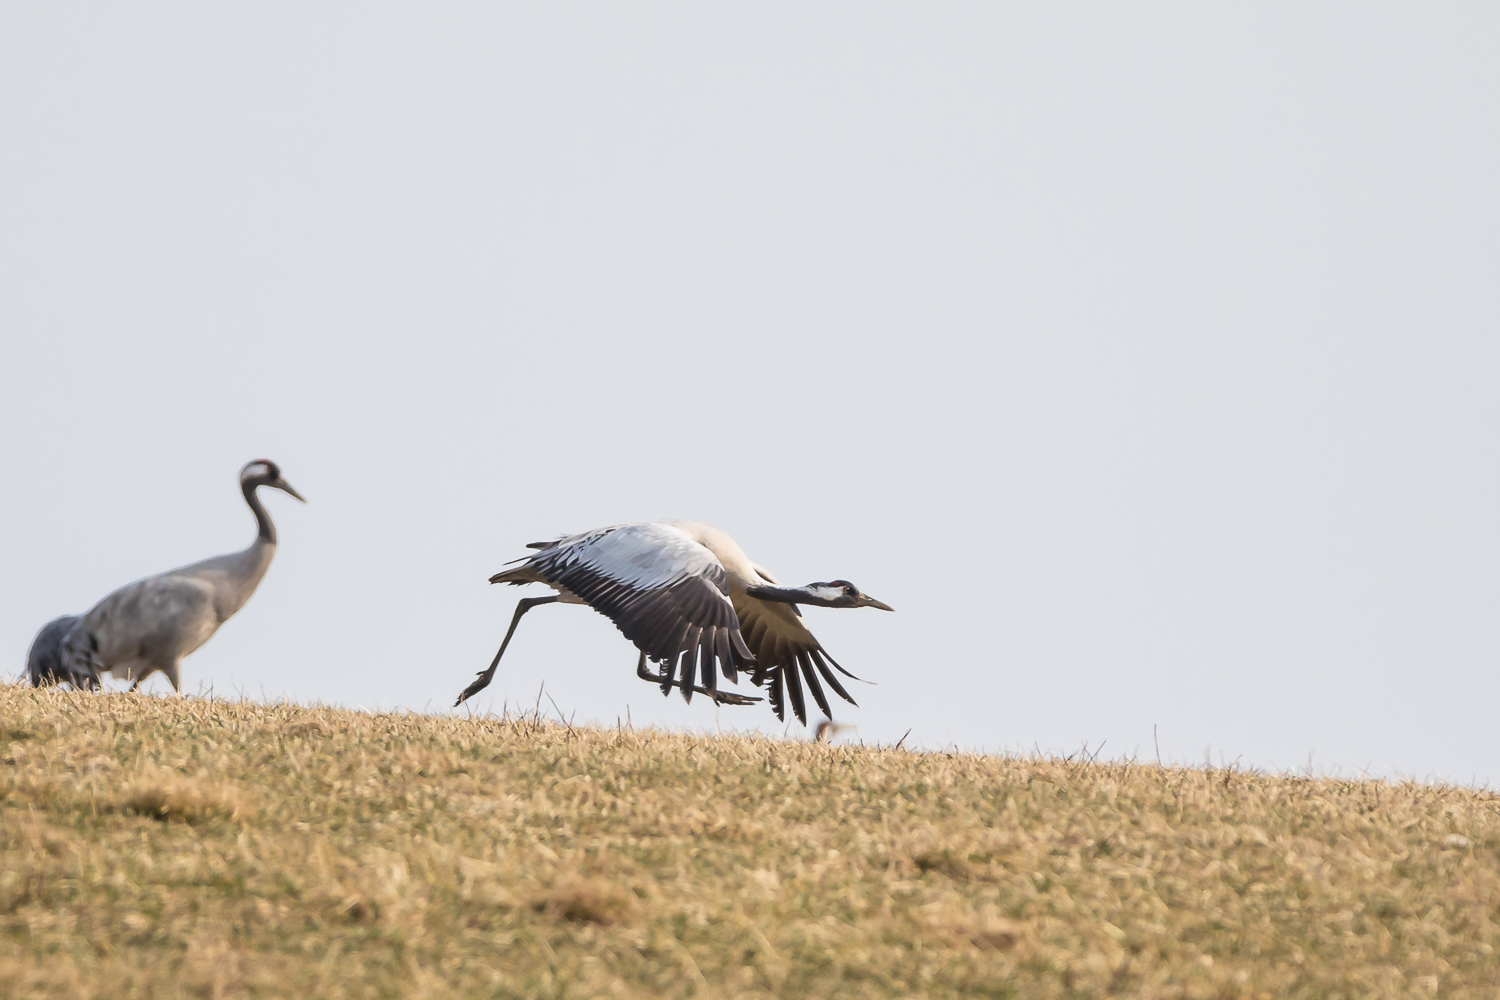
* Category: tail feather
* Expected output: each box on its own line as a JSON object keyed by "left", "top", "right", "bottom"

{"left": 488, "top": 566, "right": 542, "bottom": 586}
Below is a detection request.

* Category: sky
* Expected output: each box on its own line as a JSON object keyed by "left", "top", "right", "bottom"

{"left": 3, "top": 5, "right": 1498, "bottom": 783}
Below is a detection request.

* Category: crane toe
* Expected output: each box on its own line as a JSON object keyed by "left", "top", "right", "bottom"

{"left": 709, "top": 690, "right": 762, "bottom": 707}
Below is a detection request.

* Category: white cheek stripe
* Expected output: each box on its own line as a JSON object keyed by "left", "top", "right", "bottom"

{"left": 810, "top": 586, "right": 843, "bottom": 602}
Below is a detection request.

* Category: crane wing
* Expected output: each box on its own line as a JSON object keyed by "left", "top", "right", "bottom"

{"left": 517, "top": 523, "right": 755, "bottom": 701}
{"left": 732, "top": 592, "right": 859, "bottom": 726}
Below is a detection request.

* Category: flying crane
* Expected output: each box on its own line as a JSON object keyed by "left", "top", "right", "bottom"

{"left": 455, "top": 520, "right": 892, "bottom": 725}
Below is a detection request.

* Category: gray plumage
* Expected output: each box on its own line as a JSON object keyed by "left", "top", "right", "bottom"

{"left": 59, "top": 459, "right": 304, "bottom": 693}
{"left": 25, "top": 615, "right": 97, "bottom": 690}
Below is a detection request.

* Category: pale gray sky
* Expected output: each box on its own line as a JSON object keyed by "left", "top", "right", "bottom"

{"left": 3, "top": 6, "right": 1497, "bottom": 782}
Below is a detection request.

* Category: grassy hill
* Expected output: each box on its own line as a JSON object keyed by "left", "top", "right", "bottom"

{"left": 2, "top": 687, "right": 1499, "bottom": 999}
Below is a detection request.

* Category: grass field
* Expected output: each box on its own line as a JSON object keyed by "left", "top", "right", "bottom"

{"left": 2, "top": 686, "right": 1499, "bottom": 999}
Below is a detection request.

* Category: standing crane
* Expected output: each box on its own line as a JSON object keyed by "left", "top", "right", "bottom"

{"left": 455, "top": 521, "right": 893, "bottom": 725}
{"left": 59, "top": 460, "right": 305, "bottom": 693}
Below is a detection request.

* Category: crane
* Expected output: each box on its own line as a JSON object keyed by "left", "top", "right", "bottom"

{"left": 59, "top": 459, "right": 304, "bottom": 693}
{"left": 455, "top": 521, "right": 893, "bottom": 725}
{"left": 25, "top": 615, "right": 97, "bottom": 689}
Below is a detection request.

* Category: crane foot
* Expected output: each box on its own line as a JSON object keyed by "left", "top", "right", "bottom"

{"left": 455, "top": 671, "right": 493, "bottom": 707}
{"left": 706, "top": 689, "right": 762, "bottom": 706}
{"left": 635, "top": 653, "right": 762, "bottom": 706}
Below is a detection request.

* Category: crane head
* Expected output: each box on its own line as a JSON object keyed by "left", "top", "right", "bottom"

{"left": 240, "top": 459, "right": 306, "bottom": 503}
{"left": 811, "top": 580, "right": 894, "bottom": 611}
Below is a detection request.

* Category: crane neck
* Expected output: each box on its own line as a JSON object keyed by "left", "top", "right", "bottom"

{"left": 745, "top": 583, "right": 836, "bottom": 608}
{"left": 242, "top": 481, "right": 277, "bottom": 546}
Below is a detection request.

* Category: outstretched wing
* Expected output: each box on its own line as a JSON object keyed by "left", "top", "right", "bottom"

{"left": 732, "top": 590, "right": 860, "bottom": 726}
{"left": 521, "top": 523, "right": 756, "bottom": 701}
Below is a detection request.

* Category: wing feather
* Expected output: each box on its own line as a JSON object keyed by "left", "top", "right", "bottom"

{"left": 810, "top": 649, "right": 856, "bottom": 706}
{"left": 676, "top": 626, "right": 702, "bottom": 697}
{"left": 731, "top": 589, "right": 861, "bottom": 725}
{"left": 783, "top": 657, "right": 807, "bottom": 725}
{"left": 517, "top": 523, "right": 750, "bottom": 674}
{"left": 714, "top": 627, "right": 735, "bottom": 684}
{"left": 798, "top": 652, "right": 833, "bottom": 721}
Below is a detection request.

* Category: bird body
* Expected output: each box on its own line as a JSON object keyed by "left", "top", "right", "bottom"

{"left": 82, "top": 543, "right": 273, "bottom": 685}
{"left": 458, "top": 520, "right": 892, "bottom": 724}
{"left": 60, "top": 460, "right": 304, "bottom": 692}
{"left": 25, "top": 614, "right": 96, "bottom": 689}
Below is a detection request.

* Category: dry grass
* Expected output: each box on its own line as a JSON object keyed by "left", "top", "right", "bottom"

{"left": 115, "top": 769, "right": 253, "bottom": 825}
{"left": 1, "top": 687, "right": 1499, "bottom": 998}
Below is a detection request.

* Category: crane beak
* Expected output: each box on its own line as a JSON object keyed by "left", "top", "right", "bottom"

{"left": 860, "top": 596, "right": 895, "bottom": 612}
{"left": 274, "top": 478, "right": 307, "bottom": 503}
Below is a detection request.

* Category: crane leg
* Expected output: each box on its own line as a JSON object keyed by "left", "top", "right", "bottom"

{"left": 128, "top": 659, "right": 181, "bottom": 694}
{"left": 635, "top": 651, "right": 762, "bottom": 707}
{"left": 455, "top": 596, "right": 560, "bottom": 707}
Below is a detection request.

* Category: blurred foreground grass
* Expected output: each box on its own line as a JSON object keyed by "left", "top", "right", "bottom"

{"left": 2, "top": 686, "right": 1499, "bottom": 998}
